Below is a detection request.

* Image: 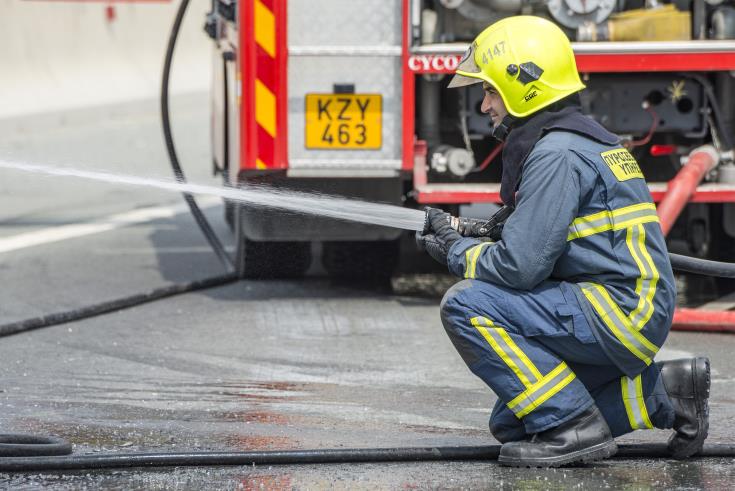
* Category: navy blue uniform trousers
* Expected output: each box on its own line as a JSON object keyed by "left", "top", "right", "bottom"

{"left": 440, "top": 279, "right": 675, "bottom": 440}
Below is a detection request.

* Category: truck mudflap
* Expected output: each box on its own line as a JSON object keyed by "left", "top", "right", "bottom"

{"left": 236, "top": 176, "right": 404, "bottom": 242}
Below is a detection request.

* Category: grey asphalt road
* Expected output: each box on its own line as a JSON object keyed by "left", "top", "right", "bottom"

{"left": 0, "top": 95, "right": 734, "bottom": 490}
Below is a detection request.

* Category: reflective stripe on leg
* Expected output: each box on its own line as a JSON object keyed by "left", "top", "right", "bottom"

{"left": 470, "top": 316, "right": 543, "bottom": 387}
{"left": 580, "top": 283, "right": 659, "bottom": 365}
{"left": 621, "top": 374, "right": 654, "bottom": 430}
{"left": 506, "top": 362, "right": 577, "bottom": 419}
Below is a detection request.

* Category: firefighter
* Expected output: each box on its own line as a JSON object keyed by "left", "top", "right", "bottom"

{"left": 417, "top": 16, "right": 710, "bottom": 467}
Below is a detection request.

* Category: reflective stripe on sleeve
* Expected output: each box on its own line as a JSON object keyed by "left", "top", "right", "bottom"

{"left": 567, "top": 203, "right": 659, "bottom": 241}
{"left": 470, "top": 316, "right": 542, "bottom": 387}
{"left": 464, "top": 242, "right": 493, "bottom": 279}
{"left": 621, "top": 374, "right": 654, "bottom": 430}
{"left": 506, "top": 362, "right": 577, "bottom": 419}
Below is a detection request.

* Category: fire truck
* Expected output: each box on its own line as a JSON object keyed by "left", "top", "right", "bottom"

{"left": 205, "top": 0, "right": 735, "bottom": 280}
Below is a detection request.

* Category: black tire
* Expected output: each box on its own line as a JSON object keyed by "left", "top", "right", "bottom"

{"left": 238, "top": 239, "right": 311, "bottom": 279}
{"left": 231, "top": 202, "right": 311, "bottom": 279}
{"left": 322, "top": 240, "right": 400, "bottom": 282}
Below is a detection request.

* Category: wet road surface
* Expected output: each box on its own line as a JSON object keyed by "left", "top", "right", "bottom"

{"left": 1, "top": 95, "right": 734, "bottom": 489}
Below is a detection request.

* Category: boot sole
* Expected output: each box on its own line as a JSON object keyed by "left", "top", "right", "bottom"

{"left": 670, "top": 356, "right": 710, "bottom": 459}
{"left": 498, "top": 439, "right": 618, "bottom": 468}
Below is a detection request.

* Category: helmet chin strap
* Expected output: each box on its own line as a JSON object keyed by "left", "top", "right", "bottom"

{"left": 491, "top": 114, "right": 516, "bottom": 141}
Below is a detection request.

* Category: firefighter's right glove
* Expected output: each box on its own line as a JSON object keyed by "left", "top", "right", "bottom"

{"left": 416, "top": 208, "right": 462, "bottom": 266}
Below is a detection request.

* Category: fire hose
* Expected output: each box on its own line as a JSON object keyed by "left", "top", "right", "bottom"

{"left": 3, "top": 0, "right": 735, "bottom": 471}
{"left": 0, "top": 441, "right": 734, "bottom": 472}
{"left": 656, "top": 146, "right": 735, "bottom": 333}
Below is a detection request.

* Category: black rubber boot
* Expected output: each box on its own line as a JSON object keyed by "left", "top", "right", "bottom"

{"left": 657, "top": 357, "right": 711, "bottom": 459}
{"left": 498, "top": 405, "right": 617, "bottom": 467}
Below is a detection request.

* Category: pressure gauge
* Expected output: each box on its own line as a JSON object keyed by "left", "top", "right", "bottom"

{"left": 563, "top": 0, "right": 601, "bottom": 15}
{"left": 548, "top": 0, "right": 615, "bottom": 29}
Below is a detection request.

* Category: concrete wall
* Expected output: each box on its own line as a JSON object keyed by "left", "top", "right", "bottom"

{"left": 0, "top": 0, "right": 212, "bottom": 119}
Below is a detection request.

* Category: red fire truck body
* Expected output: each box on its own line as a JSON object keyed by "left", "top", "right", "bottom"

{"left": 208, "top": 0, "right": 735, "bottom": 278}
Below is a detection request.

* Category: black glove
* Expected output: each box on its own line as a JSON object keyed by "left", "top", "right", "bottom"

{"left": 416, "top": 208, "right": 463, "bottom": 266}
{"left": 416, "top": 231, "right": 450, "bottom": 265}
{"left": 425, "top": 207, "right": 462, "bottom": 247}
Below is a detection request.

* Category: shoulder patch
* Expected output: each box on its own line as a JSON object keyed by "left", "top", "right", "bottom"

{"left": 600, "top": 148, "right": 644, "bottom": 181}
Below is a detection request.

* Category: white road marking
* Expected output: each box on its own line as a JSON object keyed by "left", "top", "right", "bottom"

{"left": 92, "top": 246, "right": 236, "bottom": 255}
{"left": 0, "top": 198, "right": 221, "bottom": 254}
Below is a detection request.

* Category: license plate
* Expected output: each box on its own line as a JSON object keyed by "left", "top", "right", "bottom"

{"left": 305, "top": 94, "right": 382, "bottom": 149}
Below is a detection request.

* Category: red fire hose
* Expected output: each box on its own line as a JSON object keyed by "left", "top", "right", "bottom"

{"left": 673, "top": 308, "right": 735, "bottom": 333}
{"left": 657, "top": 146, "right": 719, "bottom": 236}
{"left": 655, "top": 146, "right": 735, "bottom": 332}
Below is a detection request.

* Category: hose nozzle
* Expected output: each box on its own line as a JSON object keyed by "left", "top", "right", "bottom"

{"left": 424, "top": 205, "right": 513, "bottom": 239}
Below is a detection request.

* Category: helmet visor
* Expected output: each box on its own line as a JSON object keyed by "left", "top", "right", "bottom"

{"left": 447, "top": 44, "right": 483, "bottom": 88}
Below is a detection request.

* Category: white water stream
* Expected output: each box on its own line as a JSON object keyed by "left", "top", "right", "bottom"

{"left": 0, "top": 160, "right": 426, "bottom": 232}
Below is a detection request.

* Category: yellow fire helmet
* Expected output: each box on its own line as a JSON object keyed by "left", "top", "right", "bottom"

{"left": 448, "top": 16, "right": 586, "bottom": 118}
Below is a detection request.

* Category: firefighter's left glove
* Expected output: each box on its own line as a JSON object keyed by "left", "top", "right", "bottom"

{"left": 415, "top": 208, "right": 462, "bottom": 266}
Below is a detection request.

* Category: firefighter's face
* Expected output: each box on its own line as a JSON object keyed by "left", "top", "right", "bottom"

{"left": 481, "top": 82, "right": 508, "bottom": 128}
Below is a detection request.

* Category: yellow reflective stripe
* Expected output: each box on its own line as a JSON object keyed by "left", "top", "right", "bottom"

{"left": 569, "top": 202, "right": 663, "bottom": 360}
{"left": 627, "top": 225, "right": 659, "bottom": 330}
{"left": 621, "top": 375, "right": 637, "bottom": 428}
{"left": 637, "top": 226, "right": 660, "bottom": 328}
{"left": 507, "top": 363, "right": 577, "bottom": 419}
{"left": 578, "top": 224, "right": 660, "bottom": 362}
{"left": 628, "top": 225, "right": 647, "bottom": 300}
{"left": 495, "top": 328, "right": 544, "bottom": 382}
{"left": 521, "top": 372, "right": 577, "bottom": 419}
{"left": 255, "top": 79, "right": 277, "bottom": 138}
{"left": 608, "top": 214, "right": 659, "bottom": 233}
{"left": 567, "top": 203, "right": 659, "bottom": 241}
{"left": 622, "top": 374, "right": 654, "bottom": 430}
{"left": 470, "top": 317, "right": 540, "bottom": 388}
{"left": 635, "top": 373, "right": 654, "bottom": 429}
{"left": 254, "top": 0, "right": 276, "bottom": 58}
{"left": 581, "top": 284, "right": 659, "bottom": 365}
{"left": 464, "top": 242, "right": 492, "bottom": 279}
{"left": 507, "top": 362, "right": 566, "bottom": 410}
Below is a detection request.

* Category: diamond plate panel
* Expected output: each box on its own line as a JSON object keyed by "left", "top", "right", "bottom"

{"left": 288, "top": 0, "right": 402, "bottom": 47}
{"left": 288, "top": 55, "right": 402, "bottom": 165}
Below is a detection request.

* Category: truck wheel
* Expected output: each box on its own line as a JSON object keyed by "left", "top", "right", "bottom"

{"left": 238, "top": 239, "right": 312, "bottom": 279}
{"left": 231, "top": 202, "right": 311, "bottom": 279}
{"left": 322, "top": 240, "right": 400, "bottom": 282}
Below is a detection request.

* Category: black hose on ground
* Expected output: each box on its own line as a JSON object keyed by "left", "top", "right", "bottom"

{"left": 0, "top": 442, "right": 734, "bottom": 471}
{"left": 0, "top": 274, "right": 238, "bottom": 338}
{"left": 3, "top": 0, "right": 735, "bottom": 339}
{"left": 0, "top": 0, "right": 242, "bottom": 339}
{"left": 4, "top": 0, "right": 735, "bottom": 472}
{"left": 3, "top": 254, "right": 732, "bottom": 338}
{"left": 0, "top": 435, "right": 72, "bottom": 458}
